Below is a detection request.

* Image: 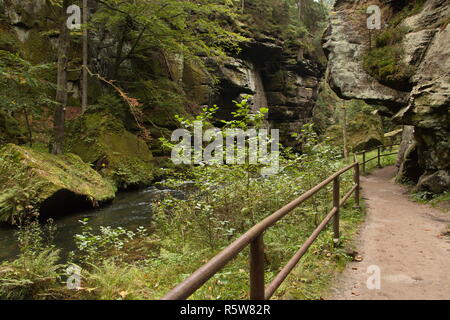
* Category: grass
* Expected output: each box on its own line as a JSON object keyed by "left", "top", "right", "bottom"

{"left": 411, "top": 191, "right": 450, "bottom": 213}
{"left": 1, "top": 149, "right": 369, "bottom": 300}
{"left": 272, "top": 201, "right": 365, "bottom": 300}
{"left": 354, "top": 146, "right": 399, "bottom": 174}
{"left": 0, "top": 136, "right": 396, "bottom": 300}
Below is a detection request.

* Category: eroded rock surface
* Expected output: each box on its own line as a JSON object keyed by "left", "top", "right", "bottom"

{"left": 0, "top": 144, "right": 115, "bottom": 223}
{"left": 323, "top": 0, "right": 450, "bottom": 192}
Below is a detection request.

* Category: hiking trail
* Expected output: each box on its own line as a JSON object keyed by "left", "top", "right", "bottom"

{"left": 329, "top": 166, "right": 450, "bottom": 300}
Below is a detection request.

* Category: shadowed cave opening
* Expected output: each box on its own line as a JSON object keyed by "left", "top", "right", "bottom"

{"left": 38, "top": 189, "right": 108, "bottom": 220}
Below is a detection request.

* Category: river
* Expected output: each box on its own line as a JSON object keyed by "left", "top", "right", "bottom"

{"left": 0, "top": 186, "right": 184, "bottom": 262}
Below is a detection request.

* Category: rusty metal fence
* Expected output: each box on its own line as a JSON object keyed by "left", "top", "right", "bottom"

{"left": 356, "top": 144, "right": 399, "bottom": 173}
{"left": 161, "top": 161, "right": 362, "bottom": 300}
{"left": 161, "top": 144, "right": 399, "bottom": 300}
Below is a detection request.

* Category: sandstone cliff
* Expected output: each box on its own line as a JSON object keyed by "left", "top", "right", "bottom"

{"left": 0, "top": 0, "right": 325, "bottom": 151}
{"left": 323, "top": 0, "right": 449, "bottom": 192}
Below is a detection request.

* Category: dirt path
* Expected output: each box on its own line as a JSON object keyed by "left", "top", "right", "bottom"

{"left": 329, "top": 166, "right": 450, "bottom": 300}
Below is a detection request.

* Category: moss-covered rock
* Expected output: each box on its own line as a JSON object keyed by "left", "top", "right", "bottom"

{"left": 0, "top": 144, "right": 115, "bottom": 223}
{"left": 65, "top": 112, "right": 155, "bottom": 189}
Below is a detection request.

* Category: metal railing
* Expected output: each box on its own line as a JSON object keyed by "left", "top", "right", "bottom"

{"left": 355, "top": 144, "right": 399, "bottom": 173}
{"left": 161, "top": 162, "right": 361, "bottom": 300}
{"left": 161, "top": 144, "right": 399, "bottom": 300}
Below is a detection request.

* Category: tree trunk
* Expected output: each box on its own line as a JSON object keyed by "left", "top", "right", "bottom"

{"left": 342, "top": 105, "right": 348, "bottom": 161}
{"left": 112, "top": 22, "right": 128, "bottom": 79}
{"left": 82, "top": 0, "right": 88, "bottom": 113}
{"left": 298, "top": 0, "right": 302, "bottom": 21}
{"left": 23, "top": 107, "right": 32, "bottom": 147}
{"left": 52, "top": 1, "right": 70, "bottom": 155}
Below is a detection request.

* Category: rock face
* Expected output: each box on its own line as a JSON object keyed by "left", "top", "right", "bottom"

{"left": 1, "top": 2, "right": 324, "bottom": 152}
{"left": 323, "top": 0, "right": 450, "bottom": 192}
{"left": 0, "top": 144, "right": 115, "bottom": 223}
{"left": 205, "top": 38, "right": 323, "bottom": 147}
{"left": 65, "top": 112, "right": 155, "bottom": 189}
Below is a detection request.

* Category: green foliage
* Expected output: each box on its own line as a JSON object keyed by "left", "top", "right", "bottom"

{"left": 0, "top": 248, "right": 63, "bottom": 300}
{"left": 0, "top": 219, "right": 63, "bottom": 300}
{"left": 150, "top": 123, "right": 355, "bottom": 299}
{"left": 0, "top": 110, "right": 28, "bottom": 145}
{"left": 91, "top": 0, "right": 247, "bottom": 66}
{"left": 411, "top": 191, "right": 450, "bottom": 213}
{"left": 15, "top": 218, "right": 57, "bottom": 254}
{"left": 355, "top": 147, "right": 399, "bottom": 174}
{"left": 159, "top": 96, "right": 268, "bottom": 156}
{"left": 389, "top": 0, "right": 427, "bottom": 27}
{"left": 0, "top": 50, "right": 56, "bottom": 145}
{"left": 82, "top": 260, "right": 150, "bottom": 300}
{"left": 65, "top": 112, "right": 155, "bottom": 189}
{"left": 71, "top": 218, "right": 150, "bottom": 265}
{"left": 93, "top": 94, "right": 130, "bottom": 123}
{"left": 362, "top": 0, "right": 427, "bottom": 87}
{"left": 363, "top": 26, "right": 414, "bottom": 86}
{"left": 242, "top": 0, "right": 328, "bottom": 38}
{"left": 0, "top": 120, "right": 363, "bottom": 300}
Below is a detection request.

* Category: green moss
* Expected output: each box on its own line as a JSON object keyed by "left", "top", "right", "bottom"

{"left": 363, "top": 38, "right": 413, "bottom": 87}
{"left": 20, "top": 29, "right": 57, "bottom": 64}
{"left": 0, "top": 111, "right": 27, "bottom": 145}
{"left": 362, "top": 0, "right": 427, "bottom": 88}
{"left": 136, "top": 78, "right": 189, "bottom": 127}
{"left": 0, "top": 25, "right": 19, "bottom": 52}
{"left": 0, "top": 144, "right": 115, "bottom": 223}
{"left": 390, "top": 0, "right": 427, "bottom": 27}
{"left": 65, "top": 112, "right": 155, "bottom": 189}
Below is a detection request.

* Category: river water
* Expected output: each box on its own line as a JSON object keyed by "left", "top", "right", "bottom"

{"left": 0, "top": 186, "right": 184, "bottom": 262}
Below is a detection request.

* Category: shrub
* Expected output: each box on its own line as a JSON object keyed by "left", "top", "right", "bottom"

{"left": 0, "top": 249, "right": 63, "bottom": 299}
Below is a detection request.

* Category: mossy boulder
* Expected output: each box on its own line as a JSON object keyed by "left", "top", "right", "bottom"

{"left": 65, "top": 112, "right": 155, "bottom": 189}
{"left": 0, "top": 144, "right": 115, "bottom": 223}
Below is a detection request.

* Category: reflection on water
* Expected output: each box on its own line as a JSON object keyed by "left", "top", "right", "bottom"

{"left": 0, "top": 186, "right": 184, "bottom": 262}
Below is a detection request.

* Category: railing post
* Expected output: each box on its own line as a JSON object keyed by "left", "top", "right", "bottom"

{"left": 354, "top": 163, "right": 360, "bottom": 209}
{"left": 377, "top": 147, "right": 382, "bottom": 168}
{"left": 250, "top": 234, "right": 265, "bottom": 300}
{"left": 362, "top": 152, "right": 366, "bottom": 173}
{"left": 333, "top": 177, "right": 340, "bottom": 246}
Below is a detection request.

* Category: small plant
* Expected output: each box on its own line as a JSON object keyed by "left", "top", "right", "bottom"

{"left": 71, "top": 218, "right": 149, "bottom": 264}
{"left": 0, "top": 219, "right": 62, "bottom": 300}
{"left": 0, "top": 248, "right": 64, "bottom": 300}
{"left": 411, "top": 190, "right": 434, "bottom": 203}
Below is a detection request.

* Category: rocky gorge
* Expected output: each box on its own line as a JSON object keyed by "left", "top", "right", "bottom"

{"left": 0, "top": 0, "right": 327, "bottom": 221}
{"left": 323, "top": 0, "right": 449, "bottom": 192}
